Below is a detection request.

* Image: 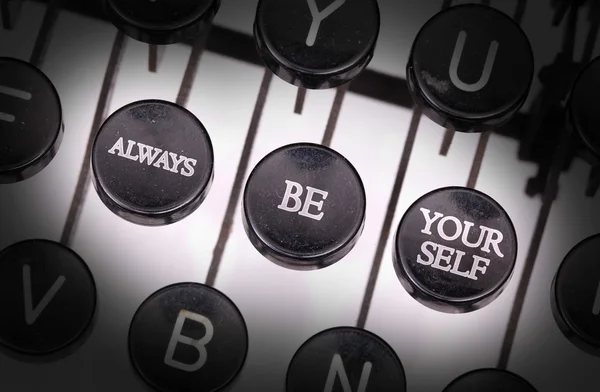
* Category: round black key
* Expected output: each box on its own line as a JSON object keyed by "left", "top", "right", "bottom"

{"left": 393, "top": 187, "right": 517, "bottom": 313}
{"left": 128, "top": 282, "right": 248, "bottom": 392}
{"left": 254, "top": 0, "right": 380, "bottom": 89}
{"left": 242, "top": 143, "right": 366, "bottom": 270}
{"left": 443, "top": 369, "right": 537, "bottom": 391}
{"left": 551, "top": 234, "right": 600, "bottom": 357}
{"left": 0, "top": 240, "right": 96, "bottom": 360}
{"left": 287, "top": 327, "right": 406, "bottom": 392}
{"left": 104, "top": 0, "right": 221, "bottom": 45}
{"left": 92, "top": 100, "right": 214, "bottom": 226}
{"left": 0, "top": 57, "right": 63, "bottom": 184}
{"left": 407, "top": 4, "right": 534, "bottom": 133}
{"left": 569, "top": 56, "right": 600, "bottom": 159}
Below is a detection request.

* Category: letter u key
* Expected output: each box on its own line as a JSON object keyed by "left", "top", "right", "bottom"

{"left": 449, "top": 31, "right": 499, "bottom": 92}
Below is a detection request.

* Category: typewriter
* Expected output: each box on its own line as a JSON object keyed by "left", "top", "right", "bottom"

{"left": 0, "top": 0, "right": 599, "bottom": 390}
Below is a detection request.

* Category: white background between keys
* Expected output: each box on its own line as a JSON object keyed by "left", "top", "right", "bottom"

{"left": 0, "top": 0, "right": 600, "bottom": 391}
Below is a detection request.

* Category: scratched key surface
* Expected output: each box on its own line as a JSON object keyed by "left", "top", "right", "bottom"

{"left": 1, "top": 0, "right": 600, "bottom": 391}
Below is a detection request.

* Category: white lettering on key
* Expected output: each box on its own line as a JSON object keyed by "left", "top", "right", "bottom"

{"left": 468, "top": 255, "right": 490, "bottom": 281}
{"left": 461, "top": 221, "right": 486, "bottom": 248}
{"left": 419, "top": 208, "right": 443, "bottom": 235}
{"left": 480, "top": 228, "right": 504, "bottom": 258}
{"left": 299, "top": 186, "right": 328, "bottom": 220}
{"left": 277, "top": 180, "right": 328, "bottom": 221}
{"left": 593, "top": 280, "right": 600, "bottom": 316}
{"left": 169, "top": 152, "right": 187, "bottom": 174}
{"left": 108, "top": 137, "right": 124, "bottom": 156}
{"left": 419, "top": 208, "right": 504, "bottom": 258}
{"left": 107, "top": 137, "right": 196, "bottom": 177}
{"left": 416, "top": 208, "right": 506, "bottom": 281}
{"left": 22, "top": 264, "right": 66, "bottom": 325}
{"left": 123, "top": 139, "right": 139, "bottom": 161}
{"left": 324, "top": 353, "right": 372, "bottom": 392}
{"left": 164, "top": 310, "right": 214, "bottom": 372}
{"left": 181, "top": 158, "right": 197, "bottom": 178}
{"left": 430, "top": 243, "right": 455, "bottom": 272}
{"left": 278, "top": 180, "right": 304, "bottom": 213}
{"left": 416, "top": 240, "right": 490, "bottom": 281}
{"left": 137, "top": 143, "right": 163, "bottom": 165}
{"left": 437, "top": 216, "right": 462, "bottom": 241}
{"left": 449, "top": 31, "right": 499, "bottom": 92}
{"left": 416, "top": 241, "right": 435, "bottom": 266}
{"left": 305, "top": 0, "right": 346, "bottom": 47}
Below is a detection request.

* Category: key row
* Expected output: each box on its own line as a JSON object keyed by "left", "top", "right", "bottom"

{"left": 103, "top": 2, "right": 538, "bottom": 133}
{"left": 1, "top": 48, "right": 599, "bottom": 185}
{"left": 14, "top": 94, "right": 519, "bottom": 313}
{"left": 0, "top": 59, "right": 598, "bottom": 316}
{"left": 94, "top": 101, "right": 518, "bottom": 314}
{"left": 5, "top": 238, "right": 597, "bottom": 391}
{"left": 1, "top": 233, "right": 599, "bottom": 368}
{"left": 0, "top": 1, "right": 579, "bottom": 145}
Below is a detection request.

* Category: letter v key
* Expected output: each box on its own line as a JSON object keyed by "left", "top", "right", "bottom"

{"left": 23, "top": 264, "right": 66, "bottom": 325}
{"left": 305, "top": 0, "right": 346, "bottom": 46}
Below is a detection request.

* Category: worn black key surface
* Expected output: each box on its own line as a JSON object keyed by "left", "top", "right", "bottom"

{"left": 242, "top": 143, "right": 366, "bottom": 270}
{"left": 0, "top": 57, "right": 63, "bottom": 183}
{"left": 0, "top": 240, "right": 96, "bottom": 360}
{"left": 443, "top": 369, "right": 538, "bottom": 391}
{"left": 128, "top": 282, "right": 248, "bottom": 392}
{"left": 407, "top": 4, "right": 534, "bottom": 133}
{"left": 254, "top": 0, "right": 380, "bottom": 89}
{"left": 569, "top": 56, "right": 600, "bottom": 159}
{"left": 551, "top": 234, "right": 600, "bottom": 358}
{"left": 104, "top": 0, "right": 221, "bottom": 45}
{"left": 91, "top": 99, "right": 214, "bottom": 226}
{"left": 286, "top": 327, "right": 406, "bottom": 392}
{"left": 393, "top": 187, "right": 518, "bottom": 313}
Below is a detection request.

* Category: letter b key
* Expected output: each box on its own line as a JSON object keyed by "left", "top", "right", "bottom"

{"left": 128, "top": 283, "right": 248, "bottom": 391}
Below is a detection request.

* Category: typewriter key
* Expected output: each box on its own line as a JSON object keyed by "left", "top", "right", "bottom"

{"left": 254, "top": 0, "right": 380, "bottom": 89}
{"left": 551, "top": 234, "right": 600, "bottom": 357}
{"left": 286, "top": 327, "right": 406, "bottom": 392}
{"left": 128, "top": 283, "right": 248, "bottom": 392}
{"left": 393, "top": 187, "right": 517, "bottom": 313}
{"left": 104, "top": 0, "right": 220, "bottom": 45}
{"left": 443, "top": 369, "right": 538, "bottom": 391}
{"left": 569, "top": 56, "right": 600, "bottom": 159}
{"left": 0, "top": 57, "right": 63, "bottom": 184}
{"left": 92, "top": 100, "right": 214, "bottom": 226}
{"left": 242, "top": 143, "right": 366, "bottom": 270}
{"left": 0, "top": 240, "right": 96, "bottom": 360}
{"left": 407, "top": 4, "right": 534, "bottom": 133}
